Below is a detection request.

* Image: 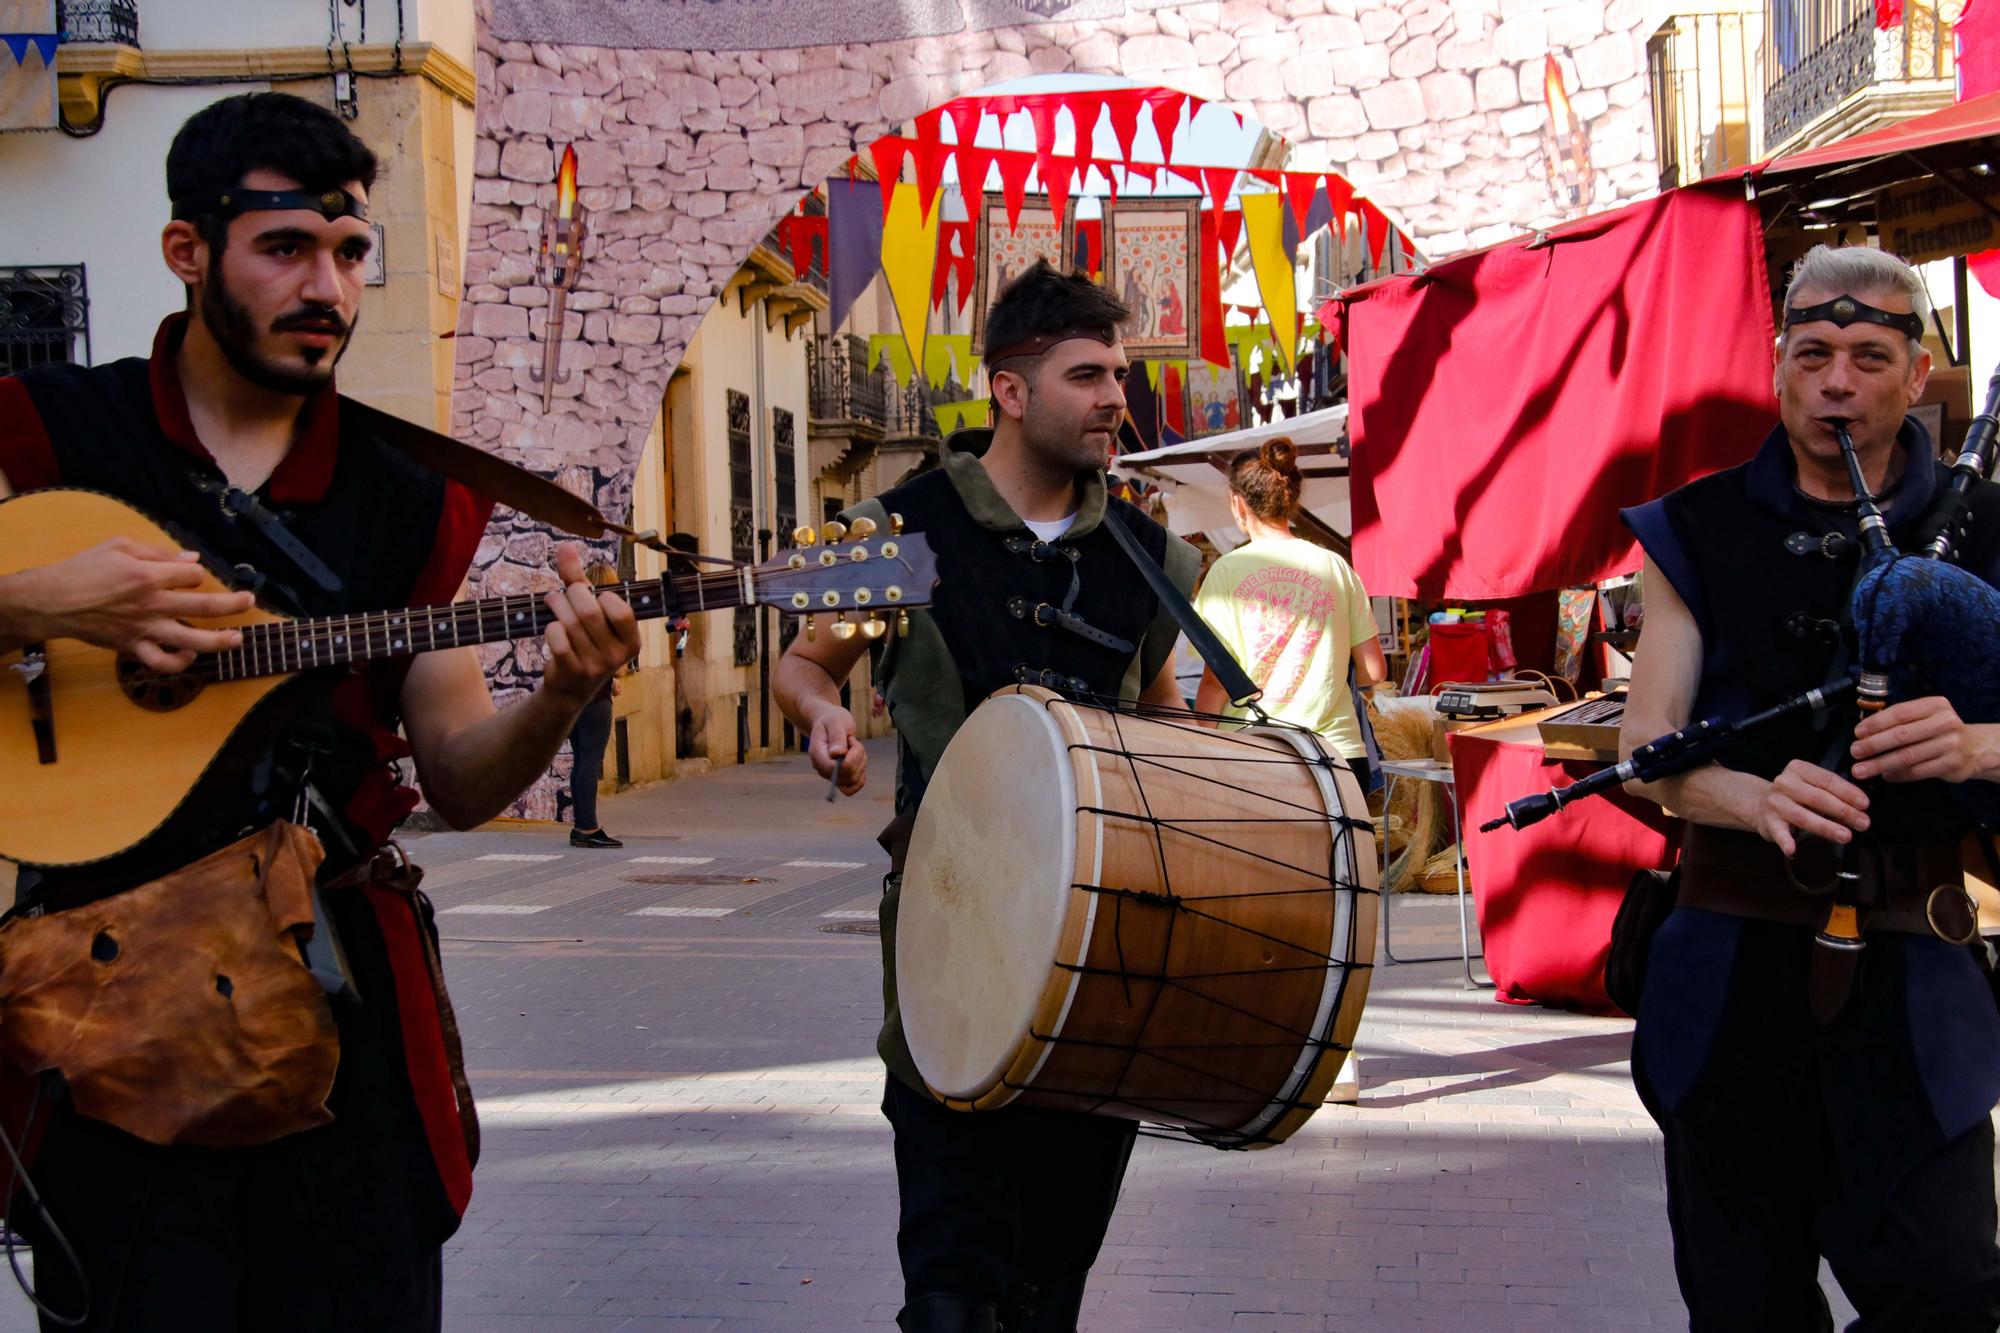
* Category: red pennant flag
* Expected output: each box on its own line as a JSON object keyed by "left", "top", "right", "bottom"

{"left": 1163, "top": 363, "right": 1186, "bottom": 436}
{"left": 1284, "top": 172, "right": 1319, "bottom": 239}
{"left": 869, "top": 137, "right": 908, "bottom": 220}
{"left": 1076, "top": 218, "right": 1102, "bottom": 276}
{"left": 1199, "top": 166, "right": 1236, "bottom": 216}
{"left": 1043, "top": 155, "right": 1077, "bottom": 228}
{"left": 949, "top": 218, "right": 977, "bottom": 313}
{"left": 995, "top": 151, "right": 1036, "bottom": 232}
{"left": 914, "top": 107, "right": 944, "bottom": 144}
{"left": 910, "top": 139, "right": 951, "bottom": 221}
{"left": 1198, "top": 207, "right": 1228, "bottom": 370}
{"left": 1026, "top": 97, "right": 1062, "bottom": 158}
{"left": 946, "top": 100, "right": 983, "bottom": 153}
{"left": 781, "top": 215, "right": 827, "bottom": 278}
{"left": 1321, "top": 175, "right": 1353, "bottom": 244}
{"left": 1165, "top": 163, "right": 1203, "bottom": 193}
{"left": 956, "top": 142, "right": 997, "bottom": 197}
{"left": 931, "top": 232, "right": 954, "bottom": 310}
{"left": 1147, "top": 90, "right": 1185, "bottom": 162}
{"left": 1123, "top": 161, "right": 1158, "bottom": 187}
{"left": 1399, "top": 230, "right": 1418, "bottom": 264}
{"left": 1359, "top": 199, "right": 1390, "bottom": 267}
{"left": 1218, "top": 208, "right": 1243, "bottom": 259}
{"left": 1094, "top": 160, "right": 1118, "bottom": 205}
{"left": 1248, "top": 168, "right": 1281, "bottom": 188}
{"left": 1066, "top": 91, "right": 1106, "bottom": 154}
{"left": 1105, "top": 90, "right": 1143, "bottom": 164}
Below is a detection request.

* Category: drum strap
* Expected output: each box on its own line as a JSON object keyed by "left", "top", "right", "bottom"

{"left": 1101, "top": 512, "right": 1265, "bottom": 711}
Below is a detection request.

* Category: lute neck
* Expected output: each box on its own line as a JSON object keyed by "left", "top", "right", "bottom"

{"left": 195, "top": 568, "right": 752, "bottom": 683}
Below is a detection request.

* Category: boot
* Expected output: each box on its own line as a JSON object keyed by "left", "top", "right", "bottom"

{"left": 897, "top": 1292, "right": 1002, "bottom": 1333}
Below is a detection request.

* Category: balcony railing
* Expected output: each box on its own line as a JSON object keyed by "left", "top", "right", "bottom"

{"left": 1649, "top": 10, "right": 1757, "bottom": 191}
{"left": 1764, "top": 0, "right": 1950, "bottom": 149}
{"left": 884, "top": 375, "right": 943, "bottom": 441}
{"left": 807, "top": 332, "right": 886, "bottom": 427}
{"left": 57, "top": 0, "right": 139, "bottom": 45}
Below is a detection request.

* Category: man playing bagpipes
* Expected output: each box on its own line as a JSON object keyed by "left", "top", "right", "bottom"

{"left": 0, "top": 93, "right": 639, "bottom": 1329}
{"left": 1619, "top": 244, "right": 2000, "bottom": 1328}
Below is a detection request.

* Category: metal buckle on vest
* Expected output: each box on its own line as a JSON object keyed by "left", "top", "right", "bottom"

{"left": 1003, "top": 535, "right": 1081, "bottom": 563}
{"left": 1783, "top": 611, "right": 1843, "bottom": 644}
{"left": 1784, "top": 530, "right": 1848, "bottom": 559}
{"left": 1013, "top": 664, "right": 1089, "bottom": 694}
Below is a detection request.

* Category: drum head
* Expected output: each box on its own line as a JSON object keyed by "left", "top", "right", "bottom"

{"left": 896, "top": 694, "right": 1082, "bottom": 1101}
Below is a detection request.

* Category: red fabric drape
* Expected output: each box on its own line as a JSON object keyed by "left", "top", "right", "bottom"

{"left": 1450, "top": 731, "right": 1680, "bottom": 1013}
{"left": 1332, "top": 184, "right": 1776, "bottom": 600}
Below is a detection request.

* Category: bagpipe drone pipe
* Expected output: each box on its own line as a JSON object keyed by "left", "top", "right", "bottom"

{"left": 1483, "top": 363, "right": 2000, "bottom": 837}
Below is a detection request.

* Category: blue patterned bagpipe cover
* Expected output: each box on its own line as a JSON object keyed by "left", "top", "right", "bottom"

{"left": 1853, "top": 548, "right": 2000, "bottom": 824}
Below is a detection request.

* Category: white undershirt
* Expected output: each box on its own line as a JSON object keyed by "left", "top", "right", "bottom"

{"left": 1022, "top": 512, "right": 1078, "bottom": 542}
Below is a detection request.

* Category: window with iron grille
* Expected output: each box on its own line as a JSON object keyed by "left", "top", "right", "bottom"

{"left": 56, "top": 0, "right": 139, "bottom": 46}
{"left": 0, "top": 265, "right": 89, "bottom": 375}
{"left": 727, "top": 389, "right": 758, "bottom": 667}
{"left": 773, "top": 407, "right": 799, "bottom": 651}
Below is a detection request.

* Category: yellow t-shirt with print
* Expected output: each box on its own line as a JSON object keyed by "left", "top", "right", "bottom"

{"left": 1192, "top": 536, "right": 1378, "bottom": 756}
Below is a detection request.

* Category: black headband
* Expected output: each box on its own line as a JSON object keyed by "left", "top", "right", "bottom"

{"left": 171, "top": 187, "right": 369, "bottom": 224}
{"left": 1783, "top": 293, "right": 1923, "bottom": 340}
{"left": 985, "top": 326, "right": 1118, "bottom": 364}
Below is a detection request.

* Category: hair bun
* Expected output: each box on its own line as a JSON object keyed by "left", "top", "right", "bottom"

{"left": 1260, "top": 437, "right": 1300, "bottom": 480}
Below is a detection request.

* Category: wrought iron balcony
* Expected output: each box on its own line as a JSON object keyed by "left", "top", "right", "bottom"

{"left": 807, "top": 332, "right": 886, "bottom": 428}
{"left": 1764, "top": 0, "right": 1950, "bottom": 151}
{"left": 1648, "top": 10, "right": 1757, "bottom": 191}
{"left": 57, "top": 0, "right": 139, "bottom": 46}
{"left": 883, "top": 375, "right": 942, "bottom": 442}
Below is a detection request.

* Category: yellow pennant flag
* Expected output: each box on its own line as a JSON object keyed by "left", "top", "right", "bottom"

{"left": 881, "top": 181, "right": 942, "bottom": 383}
{"left": 867, "top": 334, "right": 915, "bottom": 386}
{"left": 1240, "top": 192, "right": 1298, "bottom": 376}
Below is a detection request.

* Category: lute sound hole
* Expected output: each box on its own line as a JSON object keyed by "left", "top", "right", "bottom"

{"left": 115, "top": 656, "right": 205, "bottom": 712}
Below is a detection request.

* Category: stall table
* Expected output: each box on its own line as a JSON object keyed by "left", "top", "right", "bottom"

{"left": 1447, "top": 710, "right": 1680, "bottom": 1013}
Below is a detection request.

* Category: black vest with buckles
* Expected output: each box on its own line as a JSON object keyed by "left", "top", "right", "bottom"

{"left": 1660, "top": 445, "right": 2000, "bottom": 844}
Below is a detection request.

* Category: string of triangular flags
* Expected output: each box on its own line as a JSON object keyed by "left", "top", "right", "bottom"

{"left": 0, "top": 33, "right": 59, "bottom": 65}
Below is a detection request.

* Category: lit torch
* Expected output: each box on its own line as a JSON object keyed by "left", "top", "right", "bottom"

{"left": 532, "top": 144, "right": 588, "bottom": 412}
{"left": 1540, "top": 55, "right": 1596, "bottom": 214}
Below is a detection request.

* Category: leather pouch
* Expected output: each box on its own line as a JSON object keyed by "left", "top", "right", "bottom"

{"left": 0, "top": 822, "right": 338, "bottom": 1148}
{"left": 1605, "top": 864, "right": 1679, "bottom": 1018}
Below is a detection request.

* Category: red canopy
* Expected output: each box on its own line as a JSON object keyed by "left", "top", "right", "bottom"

{"left": 1330, "top": 183, "right": 1777, "bottom": 601}
{"left": 1753, "top": 86, "right": 2000, "bottom": 181}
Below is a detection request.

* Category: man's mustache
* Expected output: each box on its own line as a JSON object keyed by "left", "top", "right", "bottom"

{"left": 272, "top": 307, "right": 349, "bottom": 336}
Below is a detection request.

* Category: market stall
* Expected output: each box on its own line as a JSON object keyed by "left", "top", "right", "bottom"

{"left": 1113, "top": 404, "right": 1349, "bottom": 548}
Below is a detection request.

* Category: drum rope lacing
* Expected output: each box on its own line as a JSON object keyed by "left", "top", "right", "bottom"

{"left": 1005, "top": 693, "right": 1377, "bottom": 1148}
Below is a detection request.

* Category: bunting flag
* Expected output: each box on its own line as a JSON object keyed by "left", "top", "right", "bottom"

{"left": 778, "top": 214, "right": 828, "bottom": 280}
{"left": 1283, "top": 173, "right": 1319, "bottom": 240}
{"left": 1358, "top": 199, "right": 1392, "bottom": 268}
{"left": 1226, "top": 322, "right": 1276, "bottom": 372}
{"left": 922, "top": 336, "right": 957, "bottom": 390}
{"left": 956, "top": 141, "right": 997, "bottom": 196}
{"left": 1162, "top": 363, "right": 1187, "bottom": 437}
{"left": 1218, "top": 209, "right": 1243, "bottom": 262}
{"left": 932, "top": 219, "right": 975, "bottom": 311}
{"left": 1242, "top": 192, "right": 1298, "bottom": 375}
{"left": 934, "top": 399, "right": 991, "bottom": 435}
{"left": 1042, "top": 155, "right": 1076, "bottom": 229}
{"left": 946, "top": 100, "right": 983, "bottom": 154}
{"left": 1075, "top": 218, "right": 1102, "bottom": 277}
{"left": 994, "top": 151, "right": 1037, "bottom": 232}
{"left": 914, "top": 105, "right": 944, "bottom": 143}
{"left": 1146, "top": 89, "right": 1185, "bottom": 162}
{"left": 1199, "top": 167, "right": 1236, "bottom": 216}
{"left": 1106, "top": 93, "right": 1142, "bottom": 163}
{"left": 1322, "top": 176, "right": 1353, "bottom": 243}
{"left": 1197, "top": 207, "right": 1229, "bottom": 370}
{"left": 1304, "top": 182, "right": 1337, "bottom": 248}
{"left": 936, "top": 334, "right": 976, "bottom": 386}
{"left": 869, "top": 138, "right": 908, "bottom": 220}
{"left": 0, "top": 32, "right": 56, "bottom": 64}
{"left": 910, "top": 139, "right": 952, "bottom": 221}
{"left": 826, "top": 177, "right": 884, "bottom": 334}
{"left": 866, "top": 333, "right": 916, "bottom": 385}
{"left": 881, "top": 180, "right": 942, "bottom": 381}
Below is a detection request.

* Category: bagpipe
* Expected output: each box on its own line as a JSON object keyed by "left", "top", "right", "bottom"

{"left": 1483, "top": 362, "right": 2000, "bottom": 847}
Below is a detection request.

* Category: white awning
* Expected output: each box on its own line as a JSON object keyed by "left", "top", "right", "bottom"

{"left": 1113, "top": 404, "right": 1349, "bottom": 547}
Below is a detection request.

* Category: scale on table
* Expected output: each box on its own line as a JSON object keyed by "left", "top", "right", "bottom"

{"left": 1433, "top": 680, "right": 1559, "bottom": 720}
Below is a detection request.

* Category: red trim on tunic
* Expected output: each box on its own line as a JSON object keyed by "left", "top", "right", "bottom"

{"left": 362, "top": 884, "right": 474, "bottom": 1217}
{"left": 0, "top": 377, "right": 61, "bottom": 491}
{"left": 146, "top": 313, "right": 341, "bottom": 503}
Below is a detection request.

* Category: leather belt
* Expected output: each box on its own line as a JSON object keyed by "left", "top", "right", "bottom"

{"left": 1679, "top": 824, "right": 1962, "bottom": 937}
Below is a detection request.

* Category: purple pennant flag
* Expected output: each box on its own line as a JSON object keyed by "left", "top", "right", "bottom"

{"left": 1304, "top": 182, "right": 1336, "bottom": 245}
{"left": 825, "top": 177, "right": 884, "bottom": 336}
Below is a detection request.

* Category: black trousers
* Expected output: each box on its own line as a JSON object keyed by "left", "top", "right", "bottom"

{"left": 1638, "top": 922, "right": 2000, "bottom": 1330}
{"left": 883, "top": 1075, "right": 1137, "bottom": 1331}
{"left": 567, "top": 696, "right": 613, "bottom": 829}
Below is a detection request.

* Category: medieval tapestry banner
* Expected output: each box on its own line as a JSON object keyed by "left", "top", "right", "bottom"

{"left": 971, "top": 197, "right": 1075, "bottom": 354}
{"left": 1101, "top": 198, "right": 1201, "bottom": 360}
{"left": 1183, "top": 355, "right": 1243, "bottom": 438}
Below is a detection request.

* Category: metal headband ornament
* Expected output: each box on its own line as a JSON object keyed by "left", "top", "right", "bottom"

{"left": 171, "top": 187, "right": 369, "bottom": 224}
{"left": 1783, "top": 294, "right": 1925, "bottom": 341}
{"left": 984, "top": 326, "right": 1119, "bottom": 365}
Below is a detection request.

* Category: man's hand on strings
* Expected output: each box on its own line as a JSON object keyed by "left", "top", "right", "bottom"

{"left": 540, "top": 543, "right": 640, "bottom": 707}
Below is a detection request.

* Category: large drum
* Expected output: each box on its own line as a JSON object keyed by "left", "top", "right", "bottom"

{"left": 896, "top": 686, "right": 1376, "bottom": 1148}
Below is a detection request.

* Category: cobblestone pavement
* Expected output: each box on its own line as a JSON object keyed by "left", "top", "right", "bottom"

{"left": 0, "top": 741, "right": 1871, "bottom": 1330}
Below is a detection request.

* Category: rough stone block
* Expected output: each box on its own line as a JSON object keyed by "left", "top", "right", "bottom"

{"left": 1440, "top": 33, "right": 1497, "bottom": 71}
{"left": 1495, "top": 12, "right": 1549, "bottom": 63}
{"left": 776, "top": 66, "right": 873, "bottom": 110}
{"left": 1572, "top": 33, "right": 1637, "bottom": 89}
{"left": 1226, "top": 58, "right": 1283, "bottom": 100}
{"left": 1360, "top": 78, "right": 1425, "bottom": 130}
{"left": 499, "top": 139, "right": 555, "bottom": 184}
{"left": 1307, "top": 93, "right": 1369, "bottom": 139}
{"left": 1420, "top": 70, "right": 1475, "bottom": 121}
{"left": 1474, "top": 66, "right": 1518, "bottom": 111}
{"left": 749, "top": 124, "right": 806, "bottom": 168}
{"left": 471, "top": 303, "right": 531, "bottom": 339}
{"left": 1360, "top": 8, "right": 1402, "bottom": 42}
{"left": 1118, "top": 33, "right": 1198, "bottom": 73}
{"left": 501, "top": 90, "right": 552, "bottom": 135}
{"left": 1547, "top": 0, "right": 1605, "bottom": 48}
{"left": 1329, "top": 43, "right": 1390, "bottom": 87}
{"left": 1499, "top": 104, "right": 1545, "bottom": 138}
{"left": 1355, "top": 128, "right": 1400, "bottom": 159}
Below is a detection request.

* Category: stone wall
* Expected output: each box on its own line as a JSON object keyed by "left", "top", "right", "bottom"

{"left": 456, "top": 0, "right": 1658, "bottom": 813}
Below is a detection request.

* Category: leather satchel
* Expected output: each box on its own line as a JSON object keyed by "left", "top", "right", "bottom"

{"left": 0, "top": 822, "right": 339, "bottom": 1147}
{"left": 1604, "top": 864, "right": 1679, "bottom": 1018}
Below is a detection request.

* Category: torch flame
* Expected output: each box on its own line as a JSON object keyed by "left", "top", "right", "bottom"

{"left": 556, "top": 145, "right": 579, "bottom": 222}
{"left": 1543, "top": 56, "right": 1573, "bottom": 130}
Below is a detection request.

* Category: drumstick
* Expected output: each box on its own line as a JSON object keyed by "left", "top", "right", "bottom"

{"left": 825, "top": 751, "right": 843, "bottom": 802}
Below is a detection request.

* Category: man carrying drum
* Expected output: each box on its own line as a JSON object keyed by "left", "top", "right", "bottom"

{"left": 775, "top": 261, "right": 1195, "bottom": 1333}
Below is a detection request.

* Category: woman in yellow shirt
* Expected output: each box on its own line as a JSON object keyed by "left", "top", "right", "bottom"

{"left": 1193, "top": 438, "right": 1387, "bottom": 772}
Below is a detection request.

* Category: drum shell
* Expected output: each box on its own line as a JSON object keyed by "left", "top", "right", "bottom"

{"left": 898, "top": 687, "right": 1376, "bottom": 1147}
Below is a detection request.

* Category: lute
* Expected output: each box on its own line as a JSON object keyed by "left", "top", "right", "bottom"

{"left": 0, "top": 488, "right": 938, "bottom": 867}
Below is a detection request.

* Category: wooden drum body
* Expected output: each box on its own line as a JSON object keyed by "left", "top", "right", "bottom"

{"left": 895, "top": 686, "right": 1376, "bottom": 1148}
